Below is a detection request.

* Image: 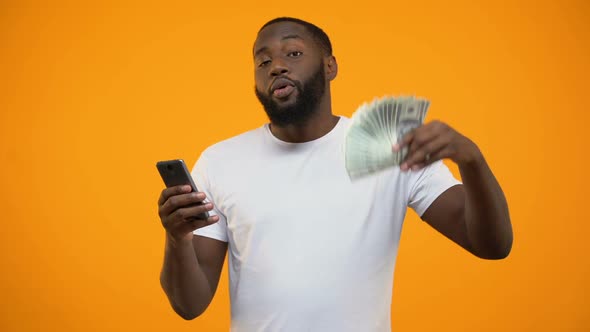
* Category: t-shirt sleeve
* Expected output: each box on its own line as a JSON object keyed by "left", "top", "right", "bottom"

{"left": 191, "top": 152, "right": 229, "bottom": 242}
{"left": 407, "top": 160, "right": 462, "bottom": 217}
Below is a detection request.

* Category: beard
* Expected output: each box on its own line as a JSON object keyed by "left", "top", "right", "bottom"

{"left": 255, "top": 62, "right": 326, "bottom": 127}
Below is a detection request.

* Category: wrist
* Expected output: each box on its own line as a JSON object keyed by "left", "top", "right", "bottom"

{"left": 457, "top": 137, "right": 484, "bottom": 168}
{"left": 166, "top": 231, "right": 194, "bottom": 249}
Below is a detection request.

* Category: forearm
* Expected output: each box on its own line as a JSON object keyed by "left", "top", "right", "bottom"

{"left": 160, "top": 235, "right": 213, "bottom": 319}
{"left": 459, "top": 150, "right": 513, "bottom": 259}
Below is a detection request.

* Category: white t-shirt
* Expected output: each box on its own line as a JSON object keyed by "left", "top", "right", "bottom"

{"left": 192, "top": 116, "right": 461, "bottom": 332}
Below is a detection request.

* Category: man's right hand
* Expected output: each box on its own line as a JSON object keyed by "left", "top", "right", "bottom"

{"left": 158, "top": 185, "right": 220, "bottom": 244}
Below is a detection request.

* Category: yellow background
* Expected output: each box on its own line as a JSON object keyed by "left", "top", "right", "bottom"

{"left": 1, "top": 0, "right": 588, "bottom": 331}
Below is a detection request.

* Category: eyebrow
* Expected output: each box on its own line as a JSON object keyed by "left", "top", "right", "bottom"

{"left": 254, "top": 34, "right": 304, "bottom": 58}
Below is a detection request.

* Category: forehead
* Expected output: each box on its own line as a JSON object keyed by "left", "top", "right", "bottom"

{"left": 253, "top": 22, "right": 315, "bottom": 55}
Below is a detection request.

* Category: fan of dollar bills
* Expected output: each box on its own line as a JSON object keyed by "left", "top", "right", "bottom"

{"left": 344, "top": 96, "right": 430, "bottom": 178}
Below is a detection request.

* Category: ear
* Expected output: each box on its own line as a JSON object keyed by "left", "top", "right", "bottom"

{"left": 324, "top": 55, "right": 338, "bottom": 81}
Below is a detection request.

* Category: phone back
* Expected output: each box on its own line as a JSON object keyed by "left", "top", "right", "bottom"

{"left": 156, "top": 159, "right": 210, "bottom": 220}
{"left": 156, "top": 159, "right": 197, "bottom": 191}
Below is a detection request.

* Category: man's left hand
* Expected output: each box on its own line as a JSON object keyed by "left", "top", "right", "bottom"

{"left": 394, "top": 120, "right": 482, "bottom": 171}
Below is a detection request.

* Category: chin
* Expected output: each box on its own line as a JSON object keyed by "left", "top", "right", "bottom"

{"left": 273, "top": 98, "right": 298, "bottom": 109}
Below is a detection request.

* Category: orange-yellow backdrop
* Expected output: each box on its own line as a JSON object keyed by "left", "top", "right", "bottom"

{"left": 1, "top": 1, "right": 588, "bottom": 331}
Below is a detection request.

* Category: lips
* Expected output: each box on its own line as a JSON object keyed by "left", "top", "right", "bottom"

{"left": 270, "top": 78, "right": 296, "bottom": 99}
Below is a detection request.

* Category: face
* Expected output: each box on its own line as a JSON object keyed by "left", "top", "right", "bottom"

{"left": 253, "top": 22, "right": 328, "bottom": 126}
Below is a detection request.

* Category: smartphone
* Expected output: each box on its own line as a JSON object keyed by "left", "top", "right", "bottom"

{"left": 156, "top": 159, "right": 210, "bottom": 220}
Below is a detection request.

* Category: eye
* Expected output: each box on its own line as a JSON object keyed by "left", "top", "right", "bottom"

{"left": 258, "top": 59, "right": 271, "bottom": 68}
{"left": 288, "top": 51, "right": 303, "bottom": 57}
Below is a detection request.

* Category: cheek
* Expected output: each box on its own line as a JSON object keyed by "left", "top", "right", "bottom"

{"left": 254, "top": 73, "right": 266, "bottom": 92}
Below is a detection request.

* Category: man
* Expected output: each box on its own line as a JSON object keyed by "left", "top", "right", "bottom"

{"left": 157, "top": 17, "right": 513, "bottom": 331}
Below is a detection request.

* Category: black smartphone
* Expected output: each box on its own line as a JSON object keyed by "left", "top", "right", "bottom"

{"left": 156, "top": 159, "right": 210, "bottom": 220}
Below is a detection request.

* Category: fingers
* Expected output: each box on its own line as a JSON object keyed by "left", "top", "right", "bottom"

{"left": 406, "top": 127, "right": 440, "bottom": 156}
{"left": 402, "top": 134, "right": 450, "bottom": 170}
{"left": 395, "top": 129, "right": 415, "bottom": 149}
{"left": 423, "top": 147, "right": 454, "bottom": 167}
{"left": 159, "top": 191, "right": 206, "bottom": 217}
{"left": 396, "top": 121, "right": 455, "bottom": 171}
{"left": 393, "top": 124, "right": 436, "bottom": 153}
{"left": 157, "top": 186, "right": 221, "bottom": 242}
{"left": 167, "top": 213, "right": 220, "bottom": 240}
{"left": 188, "top": 215, "right": 220, "bottom": 230}
{"left": 170, "top": 202, "right": 215, "bottom": 222}
{"left": 404, "top": 147, "right": 453, "bottom": 171}
{"left": 160, "top": 197, "right": 220, "bottom": 237}
{"left": 158, "top": 185, "right": 192, "bottom": 206}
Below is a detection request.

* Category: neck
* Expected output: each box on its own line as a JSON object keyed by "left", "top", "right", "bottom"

{"left": 269, "top": 93, "right": 339, "bottom": 143}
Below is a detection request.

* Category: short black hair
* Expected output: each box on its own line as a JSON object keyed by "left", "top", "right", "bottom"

{"left": 258, "top": 17, "right": 333, "bottom": 56}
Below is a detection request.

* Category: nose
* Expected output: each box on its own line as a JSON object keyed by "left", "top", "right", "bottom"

{"left": 270, "top": 58, "right": 289, "bottom": 76}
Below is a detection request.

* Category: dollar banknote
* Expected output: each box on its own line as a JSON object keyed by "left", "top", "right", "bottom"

{"left": 344, "top": 96, "right": 429, "bottom": 178}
